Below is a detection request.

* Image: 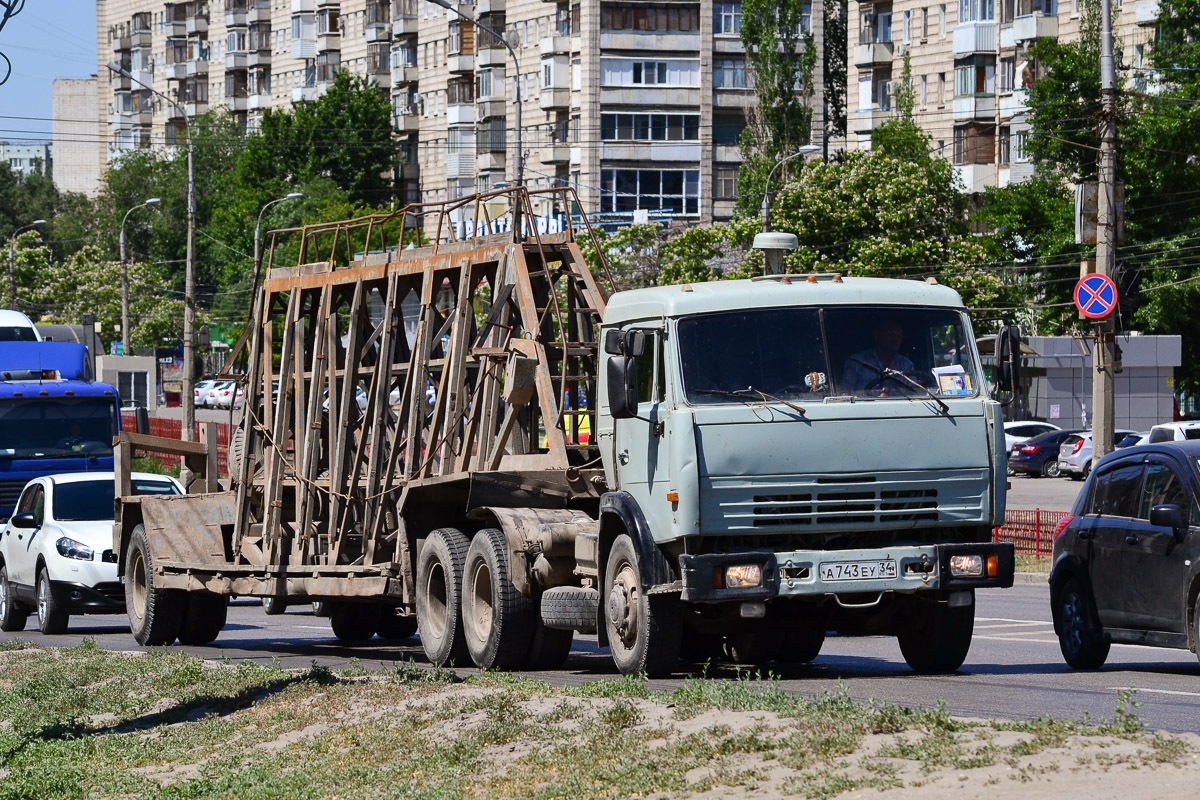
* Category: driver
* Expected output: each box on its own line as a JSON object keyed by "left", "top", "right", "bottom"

{"left": 839, "top": 319, "right": 915, "bottom": 394}
{"left": 57, "top": 421, "right": 86, "bottom": 450}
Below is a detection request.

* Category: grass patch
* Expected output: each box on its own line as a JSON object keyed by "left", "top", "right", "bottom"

{"left": 1014, "top": 554, "right": 1052, "bottom": 573}
{"left": 0, "top": 646, "right": 1189, "bottom": 800}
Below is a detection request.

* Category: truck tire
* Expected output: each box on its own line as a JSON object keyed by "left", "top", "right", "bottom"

{"left": 524, "top": 620, "right": 573, "bottom": 670}
{"left": 1056, "top": 579, "right": 1110, "bottom": 669}
{"left": 36, "top": 567, "right": 69, "bottom": 635}
{"left": 897, "top": 591, "right": 975, "bottom": 674}
{"left": 178, "top": 592, "right": 228, "bottom": 646}
{"left": 462, "top": 528, "right": 533, "bottom": 669}
{"left": 262, "top": 596, "right": 288, "bottom": 615}
{"left": 376, "top": 606, "right": 419, "bottom": 640}
{"left": 329, "top": 602, "right": 380, "bottom": 643}
{"left": 0, "top": 565, "right": 28, "bottom": 632}
{"left": 416, "top": 527, "right": 471, "bottom": 666}
{"left": 779, "top": 630, "right": 825, "bottom": 664}
{"left": 311, "top": 600, "right": 330, "bottom": 617}
{"left": 540, "top": 586, "right": 598, "bottom": 632}
{"left": 604, "top": 534, "right": 682, "bottom": 677}
{"left": 125, "top": 524, "right": 184, "bottom": 646}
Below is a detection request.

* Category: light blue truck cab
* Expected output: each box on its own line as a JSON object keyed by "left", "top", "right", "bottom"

{"left": 0, "top": 342, "right": 121, "bottom": 520}
{"left": 596, "top": 274, "right": 1015, "bottom": 673}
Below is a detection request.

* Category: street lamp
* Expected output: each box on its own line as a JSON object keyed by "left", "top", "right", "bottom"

{"left": 119, "top": 197, "right": 161, "bottom": 354}
{"left": 426, "top": 0, "right": 523, "bottom": 188}
{"left": 759, "top": 144, "right": 821, "bottom": 232}
{"left": 254, "top": 192, "right": 303, "bottom": 296}
{"left": 7, "top": 220, "right": 46, "bottom": 311}
{"left": 107, "top": 59, "right": 198, "bottom": 468}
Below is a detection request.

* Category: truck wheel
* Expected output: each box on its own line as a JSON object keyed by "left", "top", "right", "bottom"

{"left": 1056, "top": 579, "right": 1110, "bottom": 669}
{"left": 416, "top": 527, "right": 471, "bottom": 666}
{"left": 524, "top": 620, "right": 573, "bottom": 670}
{"left": 262, "top": 596, "right": 288, "bottom": 615}
{"left": 36, "top": 567, "right": 69, "bottom": 635}
{"left": 604, "top": 534, "right": 682, "bottom": 677}
{"left": 178, "top": 592, "right": 228, "bottom": 646}
{"left": 540, "top": 586, "right": 598, "bottom": 632}
{"left": 0, "top": 565, "right": 28, "bottom": 632}
{"left": 462, "top": 528, "right": 533, "bottom": 669}
{"left": 376, "top": 606, "right": 418, "bottom": 640}
{"left": 329, "top": 602, "right": 381, "bottom": 643}
{"left": 779, "top": 630, "right": 825, "bottom": 664}
{"left": 126, "top": 523, "right": 185, "bottom": 646}
{"left": 311, "top": 600, "right": 330, "bottom": 617}
{"left": 897, "top": 591, "right": 975, "bottom": 674}
{"left": 725, "top": 632, "right": 780, "bottom": 666}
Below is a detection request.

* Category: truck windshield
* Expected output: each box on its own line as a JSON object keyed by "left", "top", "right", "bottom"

{"left": 54, "top": 478, "right": 181, "bottom": 521}
{"left": 0, "top": 396, "right": 119, "bottom": 458}
{"left": 678, "top": 306, "right": 981, "bottom": 405}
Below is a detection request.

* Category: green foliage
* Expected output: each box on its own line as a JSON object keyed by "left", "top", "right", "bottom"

{"left": 871, "top": 54, "right": 932, "bottom": 163}
{"left": 823, "top": 0, "right": 849, "bottom": 144}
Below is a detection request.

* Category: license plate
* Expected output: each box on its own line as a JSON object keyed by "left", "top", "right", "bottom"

{"left": 819, "top": 560, "right": 898, "bottom": 582}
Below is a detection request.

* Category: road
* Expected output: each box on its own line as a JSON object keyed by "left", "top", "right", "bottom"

{"left": 6, "top": 583, "right": 1198, "bottom": 734}
{"left": 1006, "top": 471, "right": 1086, "bottom": 512}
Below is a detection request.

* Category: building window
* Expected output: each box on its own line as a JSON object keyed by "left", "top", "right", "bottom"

{"left": 902, "top": 10, "right": 911, "bottom": 43}
{"left": 713, "top": 113, "right": 745, "bottom": 144}
{"left": 600, "top": 169, "right": 701, "bottom": 215}
{"left": 939, "top": 3, "right": 946, "bottom": 34}
{"left": 601, "top": 58, "right": 700, "bottom": 86}
{"left": 998, "top": 57, "right": 1014, "bottom": 93}
{"left": 601, "top": 113, "right": 700, "bottom": 140}
{"left": 954, "top": 55, "right": 995, "bottom": 96}
{"left": 921, "top": 7, "right": 929, "bottom": 37}
{"left": 714, "top": 2, "right": 742, "bottom": 34}
{"left": 317, "top": 7, "right": 339, "bottom": 33}
{"left": 714, "top": 58, "right": 747, "bottom": 88}
{"left": 959, "top": 0, "right": 995, "bottom": 22}
{"left": 920, "top": 74, "right": 928, "bottom": 106}
{"left": 447, "top": 77, "right": 474, "bottom": 104}
{"left": 800, "top": 2, "right": 812, "bottom": 31}
{"left": 599, "top": 3, "right": 701, "bottom": 31}
{"left": 1014, "top": 130, "right": 1027, "bottom": 160}
{"left": 715, "top": 167, "right": 738, "bottom": 199}
{"left": 478, "top": 68, "right": 493, "bottom": 97}
{"left": 998, "top": 126, "right": 1010, "bottom": 165}
{"left": 316, "top": 51, "right": 340, "bottom": 82}
{"left": 952, "top": 123, "right": 995, "bottom": 165}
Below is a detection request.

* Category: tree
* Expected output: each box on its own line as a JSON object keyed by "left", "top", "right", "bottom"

{"left": 823, "top": 0, "right": 848, "bottom": 150}
{"left": 871, "top": 54, "right": 931, "bottom": 162}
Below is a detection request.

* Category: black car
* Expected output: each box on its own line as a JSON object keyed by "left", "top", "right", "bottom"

{"left": 1008, "top": 429, "right": 1083, "bottom": 478}
{"left": 1049, "top": 440, "right": 1200, "bottom": 669}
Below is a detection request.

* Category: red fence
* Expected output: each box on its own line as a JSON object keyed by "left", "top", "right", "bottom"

{"left": 993, "top": 509, "right": 1070, "bottom": 558}
{"left": 120, "top": 415, "right": 231, "bottom": 475}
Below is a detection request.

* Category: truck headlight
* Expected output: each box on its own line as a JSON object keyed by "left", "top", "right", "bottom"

{"left": 948, "top": 554, "right": 983, "bottom": 577}
{"left": 724, "top": 564, "right": 763, "bottom": 588}
{"left": 56, "top": 537, "right": 94, "bottom": 561}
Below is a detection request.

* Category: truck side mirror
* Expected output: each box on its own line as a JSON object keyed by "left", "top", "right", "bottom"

{"left": 603, "top": 328, "right": 646, "bottom": 358}
{"left": 607, "top": 354, "right": 639, "bottom": 419}
{"left": 996, "top": 325, "right": 1022, "bottom": 393}
{"left": 1150, "top": 504, "right": 1187, "bottom": 541}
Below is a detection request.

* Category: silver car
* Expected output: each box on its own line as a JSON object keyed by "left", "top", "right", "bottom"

{"left": 1058, "top": 430, "right": 1136, "bottom": 480}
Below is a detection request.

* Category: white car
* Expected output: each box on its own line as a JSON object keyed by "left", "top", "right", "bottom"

{"left": 211, "top": 381, "right": 244, "bottom": 409}
{"left": 0, "top": 471, "right": 184, "bottom": 634}
{"left": 1146, "top": 421, "right": 1200, "bottom": 443}
{"left": 1056, "top": 429, "right": 1136, "bottom": 480}
{"left": 1004, "top": 421, "right": 1062, "bottom": 452}
{"left": 194, "top": 379, "right": 222, "bottom": 407}
{"left": 0, "top": 309, "right": 42, "bottom": 342}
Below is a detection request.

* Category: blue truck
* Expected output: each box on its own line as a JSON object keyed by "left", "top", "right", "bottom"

{"left": 0, "top": 342, "right": 121, "bottom": 519}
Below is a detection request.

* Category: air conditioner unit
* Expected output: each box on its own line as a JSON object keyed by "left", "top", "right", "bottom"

{"left": 885, "top": 80, "right": 897, "bottom": 95}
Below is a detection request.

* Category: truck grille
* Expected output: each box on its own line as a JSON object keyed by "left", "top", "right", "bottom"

{"left": 702, "top": 469, "right": 988, "bottom": 533}
{"left": 0, "top": 479, "right": 25, "bottom": 509}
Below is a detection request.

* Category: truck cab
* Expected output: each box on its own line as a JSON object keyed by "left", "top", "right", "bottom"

{"left": 596, "top": 274, "right": 1014, "bottom": 672}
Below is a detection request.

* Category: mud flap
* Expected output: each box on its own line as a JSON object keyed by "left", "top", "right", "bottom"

{"left": 139, "top": 492, "right": 237, "bottom": 567}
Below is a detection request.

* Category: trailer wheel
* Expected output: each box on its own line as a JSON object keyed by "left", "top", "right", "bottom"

{"left": 178, "top": 592, "right": 228, "bottom": 646}
{"left": 604, "top": 534, "right": 681, "bottom": 677}
{"left": 125, "top": 524, "right": 184, "bottom": 646}
{"left": 462, "top": 528, "right": 533, "bottom": 669}
{"left": 376, "top": 606, "right": 418, "bottom": 640}
{"left": 416, "top": 527, "right": 471, "bottom": 666}
{"left": 540, "top": 586, "right": 598, "bottom": 632}
{"left": 524, "top": 620, "right": 573, "bottom": 670}
{"left": 897, "top": 591, "right": 975, "bottom": 674}
{"left": 329, "top": 602, "right": 381, "bottom": 643}
{"left": 262, "top": 596, "right": 288, "bottom": 615}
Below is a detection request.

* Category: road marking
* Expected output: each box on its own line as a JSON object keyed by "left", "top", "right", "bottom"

{"left": 974, "top": 635, "right": 1060, "bottom": 644}
{"left": 1108, "top": 687, "right": 1200, "bottom": 698}
{"left": 976, "top": 622, "right": 1054, "bottom": 629}
{"left": 977, "top": 617, "right": 1053, "bottom": 624}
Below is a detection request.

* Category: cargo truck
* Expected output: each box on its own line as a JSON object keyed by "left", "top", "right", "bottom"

{"left": 111, "top": 188, "right": 1017, "bottom": 675}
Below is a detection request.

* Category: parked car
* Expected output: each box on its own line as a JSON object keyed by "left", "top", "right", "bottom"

{"left": 0, "top": 310, "right": 42, "bottom": 342}
{"left": 194, "top": 379, "right": 218, "bottom": 407}
{"left": 1117, "top": 431, "right": 1150, "bottom": 449}
{"left": 1009, "top": 429, "right": 1083, "bottom": 477}
{"left": 1057, "top": 430, "right": 1137, "bottom": 481}
{"left": 1146, "top": 421, "right": 1200, "bottom": 443}
{"left": 1004, "top": 420, "right": 1062, "bottom": 452}
{"left": 211, "top": 381, "right": 244, "bottom": 409}
{"left": 1049, "top": 440, "right": 1200, "bottom": 669}
{"left": 0, "top": 472, "right": 185, "bottom": 633}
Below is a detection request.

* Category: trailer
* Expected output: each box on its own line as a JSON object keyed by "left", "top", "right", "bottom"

{"left": 114, "top": 186, "right": 1017, "bottom": 675}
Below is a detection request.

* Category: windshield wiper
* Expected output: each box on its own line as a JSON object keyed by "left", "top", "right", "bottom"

{"left": 695, "top": 388, "right": 806, "bottom": 416}
{"left": 848, "top": 357, "right": 949, "bottom": 414}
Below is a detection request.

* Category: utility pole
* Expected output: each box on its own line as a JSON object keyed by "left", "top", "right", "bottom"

{"left": 1092, "top": 0, "right": 1118, "bottom": 461}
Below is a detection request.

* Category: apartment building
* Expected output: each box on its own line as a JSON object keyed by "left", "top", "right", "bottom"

{"left": 98, "top": 0, "right": 824, "bottom": 226}
{"left": 0, "top": 142, "right": 52, "bottom": 178}
{"left": 52, "top": 78, "right": 104, "bottom": 197}
{"left": 846, "top": 0, "right": 1159, "bottom": 191}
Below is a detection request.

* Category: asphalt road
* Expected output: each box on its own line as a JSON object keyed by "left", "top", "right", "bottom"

{"left": 6, "top": 583, "right": 1198, "bottom": 734}
{"left": 1006, "top": 471, "right": 1087, "bottom": 513}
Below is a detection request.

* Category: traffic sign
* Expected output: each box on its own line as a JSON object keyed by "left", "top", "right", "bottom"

{"left": 1074, "top": 273, "right": 1117, "bottom": 319}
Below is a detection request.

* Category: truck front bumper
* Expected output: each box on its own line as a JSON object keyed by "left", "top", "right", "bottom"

{"left": 678, "top": 542, "right": 1014, "bottom": 603}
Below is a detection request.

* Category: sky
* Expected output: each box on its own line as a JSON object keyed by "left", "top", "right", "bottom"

{"left": 1, "top": 1, "right": 99, "bottom": 141}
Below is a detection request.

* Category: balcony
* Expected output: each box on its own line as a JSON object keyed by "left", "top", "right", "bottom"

{"left": 477, "top": 47, "right": 507, "bottom": 68}
{"left": 477, "top": 97, "right": 506, "bottom": 118}
{"left": 293, "top": 86, "right": 318, "bottom": 102}
{"left": 539, "top": 88, "right": 570, "bottom": 110}
{"left": 540, "top": 143, "right": 569, "bottom": 163}
{"left": 1011, "top": 12, "right": 1057, "bottom": 40}
{"left": 228, "top": 95, "right": 249, "bottom": 112}
{"left": 166, "top": 20, "right": 187, "bottom": 37}
{"left": 953, "top": 93, "right": 996, "bottom": 121}
{"left": 248, "top": 93, "right": 272, "bottom": 110}
{"left": 714, "top": 144, "right": 740, "bottom": 161}
{"left": 394, "top": 112, "right": 419, "bottom": 132}
{"left": 393, "top": 15, "right": 418, "bottom": 34}
{"left": 601, "top": 142, "right": 700, "bottom": 161}
{"left": 248, "top": 3, "right": 272, "bottom": 23}
{"left": 131, "top": 68, "right": 154, "bottom": 88}
{"left": 227, "top": 51, "right": 249, "bottom": 69}
{"left": 113, "top": 34, "right": 132, "bottom": 53}
{"left": 448, "top": 53, "right": 474, "bottom": 72}
{"left": 226, "top": 8, "right": 248, "bottom": 27}
{"left": 402, "top": 162, "right": 421, "bottom": 179}
{"left": 293, "top": 0, "right": 315, "bottom": 10}
{"left": 366, "top": 22, "right": 392, "bottom": 42}
{"left": 476, "top": 0, "right": 503, "bottom": 12}
{"left": 444, "top": 152, "right": 474, "bottom": 178}
{"left": 999, "top": 88, "right": 1028, "bottom": 116}
{"left": 540, "top": 35, "right": 570, "bottom": 55}
{"left": 447, "top": 103, "right": 475, "bottom": 125}
{"left": 185, "top": 59, "right": 209, "bottom": 77}
{"left": 184, "top": 100, "right": 208, "bottom": 117}
{"left": 600, "top": 32, "right": 699, "bottom": 51}
{"left": 318, "top": 32, "right": 341, "bottom": 51}
{"left": 850, "top": 107, "right": 892, "bottom": 134}
{"left": 247, "top": 49, "right": 271, "bottom": 67}
{"left": 954, "top": 162, "right": 997, "bottom": 192}
{"left": 131, "top": 29, "right": 152, "bottom": 48}
{"left": 292, "top": 38, "right": 317, "bottom": 59}
{"left": 1135, "top": 0, "right": 1159, "bottom": 23}
{"left": 392, "top": 64, "right": 418, "bottom": 84}
{"left": 186, "top": 16, "right": 208, "bottom": 35}
{"left": 953, "top": 21, "right": 996, "bottom": 54}
{"left": 854, "top": 40, "right": 894, "bottom": 67}
{"left": 477, "top": 151, "right": 506, "bottom": 172}
{"left": 164, "top": 62, "right": 187, "bottom": 81}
